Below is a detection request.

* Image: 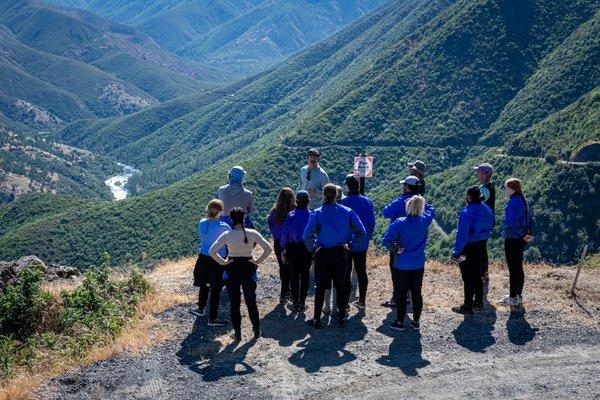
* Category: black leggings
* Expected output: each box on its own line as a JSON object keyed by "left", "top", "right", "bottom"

{"left": 313, "top": 246, "right": 347, "bottom": 321}
{"left": 391, "top": 268, "right": 424, "bottom": 323}
{"left": 505, "top": 238, "right": 526, "bottom": 297}
{"left": 459, "top": 241, "right": 486, "bottom": 310}
{"left": 482, "top": 240, "right": 489, "bottom": 277}
{"left": 287, "top": 243, "right": 312, "bottom": 304}
{"left": 225, "top": 258, "right": 260, "bottom": 334}
{"left": 345, "top": 250, "right": 368, "bottom": 303}
{"left": 274, "top": 239, "right": 291, "bottom": 297}
{"left": 389, "top": 252, "right": 398, "bottom": 301}
{"left": 194, "top": 254, "right": 224, "bottom": 321}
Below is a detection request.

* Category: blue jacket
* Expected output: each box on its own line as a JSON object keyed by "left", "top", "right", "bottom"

{"left": 280, "top": 209, "right": 312, "bottom": 248}
{"left": 504, "top": 193, "right": 534, "bottom": 239}
{"left": 303, "top": 203, "right": 366, "bottom": 252}
{"left": 382, "top": 193, "right": 416, "bottom": 223}
{"left": 452, "top": 202, "right": 495, "bottom": 256}
{"left": 383, "top": 204, "right": 436, "bottom": 270}
{"left": 341, "top": 193, "right": 376, "bottom": 252}
{"left": 198, "top": 219, "right": 231, "bottom": 257}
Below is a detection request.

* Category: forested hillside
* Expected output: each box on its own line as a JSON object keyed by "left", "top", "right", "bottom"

{"left": 1, "top": 0, "right": 598, "bottom": 268}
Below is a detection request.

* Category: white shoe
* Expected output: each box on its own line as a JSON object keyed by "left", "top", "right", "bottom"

{"left": 515, "top": 295, "right": 523, "bottom": 305}
{"left": 497, "top": 295, "right": 517, "bottom": 306}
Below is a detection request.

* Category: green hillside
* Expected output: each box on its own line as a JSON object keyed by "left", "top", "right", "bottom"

{"left": 1, "top": 0, "right": 599, "bottom": 267}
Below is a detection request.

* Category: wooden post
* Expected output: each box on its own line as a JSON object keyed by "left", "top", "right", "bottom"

{"left": 359, "top": 177, "right": 366, "bottom": 195}
{"left": 569, "top": 244, "right": 588, "bottom": 298}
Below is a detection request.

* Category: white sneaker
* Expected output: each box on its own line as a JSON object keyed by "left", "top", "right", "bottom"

{"left": 515, "top": 295, "right": 523, "bottom": 306}
{"left": 497, "top": 295, "right": 517, "bottom": 306}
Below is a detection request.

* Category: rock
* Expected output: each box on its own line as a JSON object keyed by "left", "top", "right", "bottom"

{"left": 14, "top": 255, "right": 47, "bottom": 274}
{"left": 48, "top": 264, "right": 81, "bottom": 279}
{"left": 0, "top": 256, "right": 80, "bottom": 292}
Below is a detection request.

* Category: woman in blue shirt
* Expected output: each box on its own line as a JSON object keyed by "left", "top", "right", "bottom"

{"left": 383, "top": 195, "right": 435, "bottom": 330}
{"left": 303, "top": 184, "right": 366, "bottom": 328}
{"left": 192, "top": 199, "right": 231, "bottom": 326}
{"left": 267, "top": 187, "right": 295, "bottom": 304}
{"left": 341, "top": 175, "right": 376, "bottom": 309}
{"left": 281, "top": 191, "right": 312, "bottom": 311}
{"left": 498, "top": 178, "right": 534, "bottom": 307}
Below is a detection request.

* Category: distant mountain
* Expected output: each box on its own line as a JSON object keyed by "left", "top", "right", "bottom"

{"left": 1, "top": 0, "right": 599, "bottom": 267}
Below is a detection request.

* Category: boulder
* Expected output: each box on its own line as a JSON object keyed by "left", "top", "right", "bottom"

{"left": 13, "top": 256, "right": 47, "bottom": 274}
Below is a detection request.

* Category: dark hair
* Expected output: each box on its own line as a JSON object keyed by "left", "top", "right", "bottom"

{"left": 323, "top": 184, "right": 338, "bottom": 204}
{"left": 296, "top": 193, "right": 309, "bottom": 209}
{"left": 269, "top": 187, "right": 295, "bottom": 224}
{"left": 230, "top": 207, "right": 248, "bottom": 243}
{"left": 466, "top": 185, "right": 484, "bottom": 203}
{"left": 406, "top": 183, "right": 420, "bottom": 194}
{"left": 345, "top": 174, "right": 359, "bottom": 194}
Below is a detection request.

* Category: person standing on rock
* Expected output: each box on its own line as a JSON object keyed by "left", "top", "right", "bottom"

{"left": 297, "top": 148, "right": 330, "bottom": 210}
{"left": 408, "top": 160, "right": 427, "bottom": 195}
{"left": 380, "top": 175, "right": 422, "bottom": 308}
{"left": 341, "top": 174, "right": 376, "bottom": 309}
{"left": 217, "top": 166, "right": 255, "bottom": 228}
{"left": 281, "top": 190, "right": 313, "bottom": 311}
{"left": 451, "top": 186, "right": 495, "bottom": 315}
{"left": 303, "top": 184, "right": 366, "bottom": 328}
{"left": 192, "top": 199, "right": 231, "bottom": 325}
{"left": 382, "top": 195, "right": 435, "bottom": 330}
{"left": 474, "top": 163, "right": 496, "bottom": 284}
{"left": 498, "top": 178, "right": 534, "bottom": 307}
{"left": 209, "top": 208, "right": 272, "bottom": 341}
{"left": 268, "top": 187, "right": 296, "bottom": 304}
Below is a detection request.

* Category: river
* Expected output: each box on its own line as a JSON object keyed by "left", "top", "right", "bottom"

{"left": 105, "top": 164, "right": 139, "bottom": 201}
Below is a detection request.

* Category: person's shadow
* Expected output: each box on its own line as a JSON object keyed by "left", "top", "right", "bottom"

{"left": 453, "top": 296, "right": 497, "bottom": 353}
{"left": 288, "top": 310, "right": 368, "bottom": 373}
{"left": 176, "top": 316, "right": 257, "bottom": 382}
{"left": 260, "top": 303, "right": 309, "bottom": 347}
{"left": 376, "top": 310, "right": 430, "bottom": 376}
{"left": 506, "top": 308, "right": 538, "bottom": 345}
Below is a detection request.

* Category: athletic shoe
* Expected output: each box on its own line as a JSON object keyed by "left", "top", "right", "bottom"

{"left": 207, "top": 320, "right": 227, "bottom": 327}
{"left": 390, "top": 321, "right": 405, "bottom": 330}
{"left": 189, "top": 308, "right": 206, "bottom": 317}
{"left": 473, "top": 302, "right": 485, "bottom": 311}
{"left": 307, "top": 319, "right": 322, "bottom": 329}
{"left": 516, "top": 295, "right": 523, "bottom": 306}
{"left": 353, "top": 300, "right": 366, "bottom": 309}
{"left": 410, "top": 320, "right": 420, "bottom": 330}
{"left": 452, "top": 306, "right": 474, "bottom": 315}
{"left": 497, "top": 296, "right": 517, "bottom": 306}
{"left": 253, "top": 329, "right": 261, "bottom": 339}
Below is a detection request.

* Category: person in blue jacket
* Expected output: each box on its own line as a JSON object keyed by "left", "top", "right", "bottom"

{"left": 281, "top": 191, "right": 312, "bottom": 311}
{"left": 341, "top": 174, "right": 376, "bottom": 309}
{"left": 380, "top": 175, "right": 422, "bottom": 308}
{"left": 303, "top": 184, "right": 366, "bottom": 328}
{"left": 451, "top": 186, "right": 495, "bottom": 314}
{"left": 498, "top": 178, "right": 534, "bottom": 307}
{"left": 383, "top": 195, "right": 435, "bottom": 330}
{"left": 192, "top": 199, "right": 231, "bottom": 326}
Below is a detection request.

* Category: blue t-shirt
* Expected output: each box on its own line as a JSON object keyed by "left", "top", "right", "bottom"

{"left": 198, "top": 219, "right": 230, "bottom": 257}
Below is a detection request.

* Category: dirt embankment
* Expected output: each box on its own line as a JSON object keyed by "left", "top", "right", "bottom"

{"left": 38, "top": 254, "right": 600, "bottom": 400}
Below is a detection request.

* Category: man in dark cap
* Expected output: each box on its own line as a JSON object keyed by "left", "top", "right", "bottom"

{"left": 408, "top": 160, "right": 426, "bottom": 195}
{"left": 297, "top": 148, "right": 330, "bottom": 210}
{"left": 474, "top": 163, "right": 496, "bottom": 283}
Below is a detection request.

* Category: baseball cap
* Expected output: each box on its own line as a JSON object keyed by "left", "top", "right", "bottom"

{"left": 473, "top": 163, "right": 494, "bottom": 175}
{"left": 400, "top": 175, "right": 420, "bottom": 186}
{"left": 408, "top": 160, "right": 426, "bottom": 173}
{"left": 307, "top": 148, "right": 320, "bottom": 157}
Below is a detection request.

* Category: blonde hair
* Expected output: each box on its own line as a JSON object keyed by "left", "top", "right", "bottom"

{"left": 406, "top": 195, "right": 425, "bottom": 217}
{"left": 505, "top": 178, "right": 523, "bottom": 193}
{"left": 206, "top": 199, "right": 224, "bottom": 219}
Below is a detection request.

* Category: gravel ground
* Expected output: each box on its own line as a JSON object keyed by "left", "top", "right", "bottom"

{"left": 39, "top": 256, "right": 600, "bottom": 400}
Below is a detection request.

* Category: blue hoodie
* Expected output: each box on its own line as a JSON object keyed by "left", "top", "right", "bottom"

{"left": 383, "top": 204, "right": 436, "bottom": 270}
{"left": 280, "top": 208, "right": 312, "bottom": 248}
{"left": 452, "top": 202, "right": 495, "bottom": 256}
{"left": 504, "top": 193, "right": 534, "bottom": 239}
{"left": 382, "top": 193, "right": 416, "bottom": 223}
{"left": 303, "top": 203, "right": 366, "bottom": 252}
{"left": 198, "top": 219, "right": 231, "bottom": 258}
{"left": 341, "top": 193, "right": 376, "bottom": 252}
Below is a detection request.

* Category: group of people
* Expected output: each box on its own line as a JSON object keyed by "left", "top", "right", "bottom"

{"left": 193, "top": 148, "right": 534, "bottom": 340}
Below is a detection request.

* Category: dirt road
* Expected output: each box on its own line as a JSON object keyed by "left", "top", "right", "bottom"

{"left": 39, "top": 256, "right": 600, "bottom": 399}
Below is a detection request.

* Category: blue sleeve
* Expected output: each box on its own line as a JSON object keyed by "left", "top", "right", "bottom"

{"left": 423, "top": 204, "right": 436, "bottom": 224}
{"left": 303, "top": 212, "right": 318, "bottom": 252}
{"left": 382, "top": 199, "right": 401, "bottom": 219}
{"left": 382, "top": 220, "right": 400, "bottom": 252}
{"left": 453, "top": 209, "right": 469, "bottom": 256}
{"left": 349, "top": 210, "right": 366, "bottom": 248}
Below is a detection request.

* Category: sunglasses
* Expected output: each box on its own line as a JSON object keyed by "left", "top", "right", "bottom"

{"left": 307, "top": 169, "right": 312, "bottom": 181}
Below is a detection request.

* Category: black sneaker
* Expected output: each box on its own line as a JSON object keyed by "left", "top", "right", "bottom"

{"left": 307, "top": 319, "right": 322, "bottom": 329}
{"left": 189, "top": 308, "right": 206, "bottom": 317}
{"left": 390, "top": 321, "right": 405, "bottom": 330}
{"left": 207, "top": 320, "right": 227, "bottom": 327}
{"left": 410, "top": 320, "right": 420, "bottom": 330}
{"left": 452, "top": 306, "right": 474, "bottom": 315}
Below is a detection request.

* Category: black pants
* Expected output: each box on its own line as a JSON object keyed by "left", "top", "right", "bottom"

{"left": 345, "top": 250, "right": 368, "bottom": 303}
{"left": 459, "top": 241, "right": 486, "bottom": 310}
{"left": 225, "top": 258, "right": 260, "bottom": 334}
{"left": 274, "top": 239, "right": 291, "bottom": 298}
{"left": 505, "top": 238, "right": 526, "bottom": 298}
{"left": 194, "top": 254, "right": 224, "bottom": 321}
{"left": 389, "top": 252, "right": 398, "bottom": 301}
{"left": 391, "top": 268, "right": 424, "bottom": 323}
{"left": 482, "top": 240, "right": 489, "bottom": 277}
{"left": 287, "top": 242, "right": 312, "bottom": 304}
{"left": 313, "top": 246, "right": 347, "bottom": 321}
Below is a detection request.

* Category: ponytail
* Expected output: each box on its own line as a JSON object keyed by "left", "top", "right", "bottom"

{"left": 230, "top": 207, "right": 248, "bottom": 243}
{"left": 323, "top": 184, "right": 338, "bottom": 205}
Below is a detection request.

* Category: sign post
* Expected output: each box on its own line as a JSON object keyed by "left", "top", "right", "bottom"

{"left": 354, "top": 155, "right": 374, "bottom": 195}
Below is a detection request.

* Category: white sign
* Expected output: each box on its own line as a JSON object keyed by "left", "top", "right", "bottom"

{"left": 354, "top": 156, "right": 374, "bottom": 178}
